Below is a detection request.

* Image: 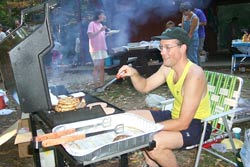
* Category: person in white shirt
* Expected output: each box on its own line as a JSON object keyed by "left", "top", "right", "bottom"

{"left": 0, "top": 24, "right": 6, "bottom": 42}
{"left": 73, "top": 35, "right": 81, "bottom": 66}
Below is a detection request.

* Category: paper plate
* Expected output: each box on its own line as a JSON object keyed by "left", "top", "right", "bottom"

{"left": 70, "top": 92, "right": 85, "bottom": 98}
{"left": 0, "top": 109, "right": 15, "bottom": 115}
{"left": 107, "top": 30, "right": 120, "bottom": 35}
{"left": 221, "top": 138, "right": 243, "bottom": 149}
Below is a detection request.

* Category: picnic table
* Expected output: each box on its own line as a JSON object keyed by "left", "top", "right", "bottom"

{"left": 231, "top": 40, "right": 250, "bottom": 73}
{"left": 105, "top": 41, "right": 162, "bottom": 76}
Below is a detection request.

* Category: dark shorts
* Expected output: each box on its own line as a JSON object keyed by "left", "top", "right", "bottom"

{"left": 150, "top": 110, "right": 212, "bottom": 147}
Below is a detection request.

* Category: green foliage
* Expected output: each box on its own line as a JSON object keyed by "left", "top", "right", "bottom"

{"left": 0, "top": 0, "right": 41, "bottom": 30}
{"left": 0, "top": 1, "right": 19, "bottom": 29}
{"left": 218, "top": 3, "right": 250, "bottom": 49}
{"left": 0, "top": 1, "right": 9, "bottom": 26}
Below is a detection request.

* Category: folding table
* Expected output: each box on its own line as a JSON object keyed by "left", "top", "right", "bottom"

{"left": 231, "top": 41, "right": 250, "bottom": 73}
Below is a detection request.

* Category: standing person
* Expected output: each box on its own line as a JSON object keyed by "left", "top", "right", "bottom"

{"left": 73, "top": 34, "right": 81, "bottom": 66}
{"left": 14, "top": 19, "right": 20, "bottom": 28}
{"left": 193, "top": 7, "right": 207, "bottom": 55}
{"left": 229, "top": 17, "right": 240, "bottom": 41}
{"left": 51, "top": 40, "right": 63, "bottom": 66}
{"left": 180, "top": 2, "right": 199, "bottom": 65}
{"left": 117, "top": 27, "right": 211, "bottom": 167}
{"left": 0, "top": 24, "right": 6, "bottom": 42}
{"left": 228, "top": 17, "right": 241, "bottom": 53}
{"left": 87, "top": 10, "right": 109, "bottom": 89}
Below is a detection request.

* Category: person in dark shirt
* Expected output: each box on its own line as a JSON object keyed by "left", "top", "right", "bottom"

{"left": 193, "top": 8, "right": 207, "bottom": 55}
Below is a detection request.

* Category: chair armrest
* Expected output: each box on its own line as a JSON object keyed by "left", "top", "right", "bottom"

{"left": 202, "top": 108, "right": 244, "bottom": 122}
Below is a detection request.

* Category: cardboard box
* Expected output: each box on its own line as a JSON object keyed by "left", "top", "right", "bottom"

{"left": 14, "top": 115, "right": 33, "bottom": 158}
{"left": 14, "top": 114, "right": 55, "bottom": 166}
{"left": 17, "top": 141, "right": 33, "bottom": 158}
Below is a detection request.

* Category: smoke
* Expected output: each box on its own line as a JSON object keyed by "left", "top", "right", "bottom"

{"left": 102, "top": 0, "right": 212, "bottom": 46}
{"left": 49, "top": 1, "right": 79, "bottom": 66}
{"left": 47, "top": 0, "right": 213, "bottom": 64}
{"left": 102, "top": 0, "right": 181, "bottom": 46}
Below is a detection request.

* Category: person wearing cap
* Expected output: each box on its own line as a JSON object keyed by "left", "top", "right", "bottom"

{"left": 117, "top": 27, "right": 211, "bottom": 167}
{"left": 0, "top": 24, "right": 6, "bottom": 42}
{"left": 179, "top": 1, "right": 199, "bottom": 65}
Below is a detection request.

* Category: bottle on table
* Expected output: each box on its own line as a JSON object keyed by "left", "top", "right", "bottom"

{"left": 239, "top": 62, "right": 246, "bottom": 73}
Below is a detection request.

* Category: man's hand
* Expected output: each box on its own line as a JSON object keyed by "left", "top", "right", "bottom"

{"left": 117, "top": 65, "right": 137, "bottom": 78}
{"left": 100, "top": 25, "right": 107, "bottom": 31}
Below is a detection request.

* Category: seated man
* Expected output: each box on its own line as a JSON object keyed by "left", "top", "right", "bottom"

{"left": 117, "top": 27, "right": 212, "bottom": 167}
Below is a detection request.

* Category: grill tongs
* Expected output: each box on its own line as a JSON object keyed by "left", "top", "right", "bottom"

{"left": 34, "top": 118, "right": 124, "bottom": 148}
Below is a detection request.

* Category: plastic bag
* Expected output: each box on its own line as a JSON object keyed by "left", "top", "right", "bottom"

{"left": 145, "top": 94, "right": 166, "bottom": 109}
{"left": 240, "top": 129, "right": 250, "bottom": 167}
{"left": 211, "top": 143, "right": 227, "bottom": 153}
{"left": 0, "top": 89, "right": 9, "bottom": 104}
{"left": 238, "top": 98, "right": 250, "bottom": 108}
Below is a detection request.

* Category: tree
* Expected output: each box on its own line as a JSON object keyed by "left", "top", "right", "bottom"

{"left": 0, "top": 1, "right": 11, "bottom": 28}
{"left": 0, "top": 0, "right": 41, "bottom": 30}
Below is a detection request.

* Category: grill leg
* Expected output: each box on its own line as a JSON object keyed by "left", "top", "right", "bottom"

{"left": 231, "top": 55, "right": 235, "bottom": 74}
{"left": 120, "top": 154, "right": 128, "bottom": 167}
{"left": 30, "top": 114, "right": 42, "bottom": 167}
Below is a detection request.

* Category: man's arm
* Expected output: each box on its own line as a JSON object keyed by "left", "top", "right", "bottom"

{"left": 117, "top": 64, "right": 170, "bottom": 93}
{"left": 160, "top": 66, "right": 206, "bottom": 131}
{"left": 181, "top": 16, "right": 184, "bottom": 29}
{"left": 199, "top": 22, "right": 207, "bottom": 26}
{"left": 188, "top": 16, "right": 199, "bottom": 38}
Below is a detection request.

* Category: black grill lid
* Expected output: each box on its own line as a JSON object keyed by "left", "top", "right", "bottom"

{"left": 0, "top": 4, "right": 54, "bottom": 113}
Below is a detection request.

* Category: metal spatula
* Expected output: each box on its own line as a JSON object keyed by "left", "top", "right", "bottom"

{"left": 35, "top": 117, "right": 111, "bottom": 142}
{"left": 96, "top": 71, "right": 125, "bottom": 93}
{"left": 41, "top": 124, "right": 124, "bottom": 147}
{"left": 96, "top": 64, "right": 132, "bottom": 92}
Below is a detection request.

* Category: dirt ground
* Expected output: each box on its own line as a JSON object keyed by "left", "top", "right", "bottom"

{"left": 0, "top": 65, "right": 250, "bottom": 167}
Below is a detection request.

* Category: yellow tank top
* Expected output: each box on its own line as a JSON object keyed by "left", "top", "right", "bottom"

{"left": 166, "top": 61, "right": 211, "bottom": 119}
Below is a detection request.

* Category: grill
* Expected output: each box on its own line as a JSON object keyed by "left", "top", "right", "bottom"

{"left": 0, "top": 3, "right": 161, "bottom": 167}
